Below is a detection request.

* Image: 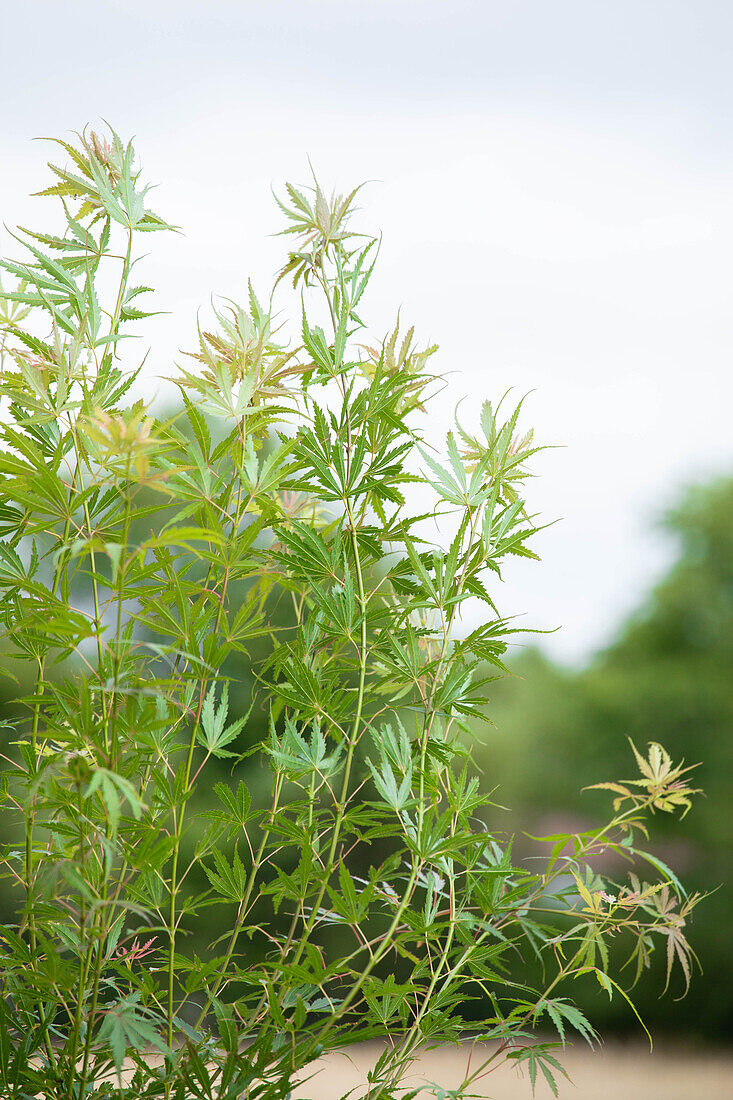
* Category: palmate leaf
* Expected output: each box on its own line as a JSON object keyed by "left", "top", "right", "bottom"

{"left": 204, "top": 845, "right": 249, "bottom": 902}
{"left": 366, "top": 747, "right": 413, "bottom": 813}
{"left": 586, "top": 739, "right": 701, "bottom": 819}
{"left": 38, "top": 130, "right": 175, "bottom": 233}
{"left": 96, "top": 993, "right": 171, "bottom": 1074}
{"left": 506, "top": 1044, "right": 569, "bottom": 1098}
{"left": 268, "top": 714, "right": 343, "bottom": 783}
{"left": 198, "top": 682, "right": 249, "bottom": 758}
{"left": 212, "top": 781, "right": 253, "bottom": 829}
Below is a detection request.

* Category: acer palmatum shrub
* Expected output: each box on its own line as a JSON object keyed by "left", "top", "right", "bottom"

{"left": 0, "top": 129, "right": 700, "bottom": 1099}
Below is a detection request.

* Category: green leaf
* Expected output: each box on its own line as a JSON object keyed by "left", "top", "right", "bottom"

{"left": 198, "top": 682, "right": 249, "bottom": 759}
{"left": 535, "top": 998, "right": 597, "bottom": 1046}
{"left": 85, "top": 768, "right": 144, "bottom": 833}
{"left": 96, "top": 993, "right": 170, "bottom": 1074}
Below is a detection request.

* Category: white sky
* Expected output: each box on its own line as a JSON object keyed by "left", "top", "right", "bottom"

{"left": 2, "top": 1, "right": 732, "bottom": 664}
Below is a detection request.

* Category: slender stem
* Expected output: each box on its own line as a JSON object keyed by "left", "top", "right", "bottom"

{"left": 284, "top": 504, "right": 368, "bottom": 977}
{"left": 165, "top": 667, "right": 207, "bottom": 1049}
{"left": 248, "top": 338, "right": 367, "bottom": 1028}
{"left": 78, "top": 923, "right": 106, "bottom": 1092}
{"left": 302, "top": 857, "right": 424, "bottom": 1057}
{"left": 66, "top": 779, "right": 92, "bottom": 1098}
{"left": 193, "top": 773, "right": 284, "bottom": 1028}
{"left": 77, "top": 233, "right": 137, "bottom": 1078}
{"left": 107, "top": 464, "right": 133, "bottom": 763}
{"left": 24, "top": 657, "right": 44, "bottom": 948}
{"left": 108, "top": 228, "right": 133, "bottom": 341}
{"left": 165, "top": 419, "right": 251, "bottom": 1049}
{"left": 23, "top": 453, "right": 85, "bottom": 1024}
{"left": 375, "top": 905, "right": 461, "bottom": 1096}
{"left": 78, "top": 496, "right": 133, "bottom": 1092}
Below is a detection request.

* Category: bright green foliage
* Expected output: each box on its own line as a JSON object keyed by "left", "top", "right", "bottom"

{"left": 0, "top": 128, "right": 700, "bottom": 1098}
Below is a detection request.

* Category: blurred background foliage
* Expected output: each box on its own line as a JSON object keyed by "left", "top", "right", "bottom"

{"left": 477, "top": 475, "right": 733, "bottom": 1041}
{"left": 1, "top": 454, "right": 730, "bottom": 1042}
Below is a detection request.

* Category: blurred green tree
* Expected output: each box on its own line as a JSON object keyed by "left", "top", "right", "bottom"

{"left": 481, "top": 477, "right": 733, "bottom": 1039}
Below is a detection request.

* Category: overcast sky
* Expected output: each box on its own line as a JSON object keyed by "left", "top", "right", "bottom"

{"left": 2, "top": 1, "right": 732, "bottom": 663}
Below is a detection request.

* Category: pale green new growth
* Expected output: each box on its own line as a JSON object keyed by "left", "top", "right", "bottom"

{"left": 0, "top": 128, "right": 700, "bottom": 1099}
